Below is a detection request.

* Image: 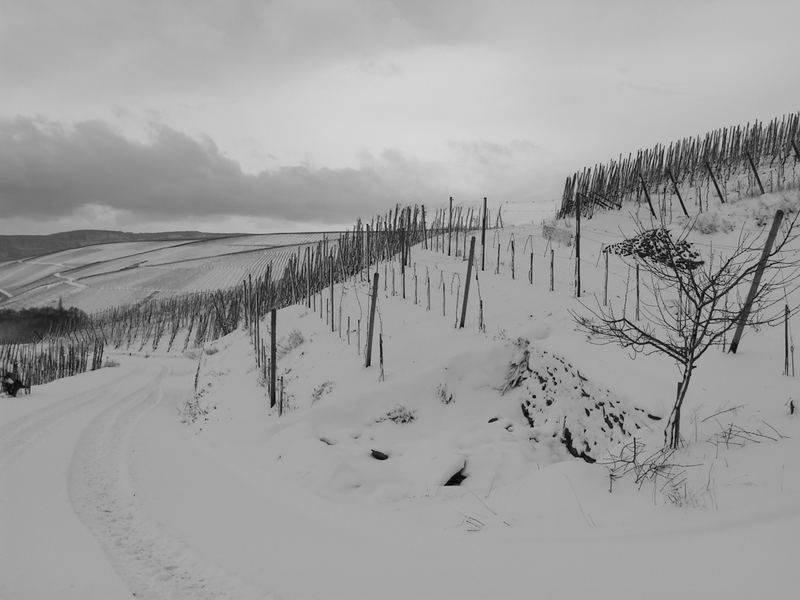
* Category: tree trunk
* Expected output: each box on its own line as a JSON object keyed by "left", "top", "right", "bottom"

{"left": 665, "top": 364, "right": 693, "bottom": 448}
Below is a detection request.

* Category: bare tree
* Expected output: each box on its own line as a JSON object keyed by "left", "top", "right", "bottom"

{"left": 572, "top": 210, "right": 800, "bottom": 448}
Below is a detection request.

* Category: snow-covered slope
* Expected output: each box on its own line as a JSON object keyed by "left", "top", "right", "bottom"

{"left": 2, "top": 189, "right": 800, "bottom": 599}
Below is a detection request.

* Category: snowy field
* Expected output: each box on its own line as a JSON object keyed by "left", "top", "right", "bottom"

{"left": 2, "top": 191, "right": 800, "bottom": 599}
{"left": 0, "top": 232, "right": 336, "bottom": 312}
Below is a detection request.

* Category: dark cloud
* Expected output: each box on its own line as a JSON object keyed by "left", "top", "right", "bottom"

{"left": 0, "top": 117, "right": 447, "bottom": 225}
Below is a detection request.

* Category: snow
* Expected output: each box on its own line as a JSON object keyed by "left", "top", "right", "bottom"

{"left": 2, "top": 189, "right": 800, "bottom": 598}
{"left": 0, "top": 233, "right": 334, "bottom": 312}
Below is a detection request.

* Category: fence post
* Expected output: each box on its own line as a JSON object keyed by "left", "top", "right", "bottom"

{"left": 279, "top": 376, "right": 284, "bottom": 416}
{"left": 448, "top": 196, "right": 453, "bottom": 256}
{"left": 511, "top": 239, "right": 515, "bottom": 280}
{"left": 746, "top": 152, "right": 765, "bottom": 195}
{"left": 785, "top": 304, "right": 790, "bottom": 376}
{"left": 460, "top": 237, "right": 476, "bottom": 329}
{"left": 575, "top": 193, "right": 581, "bottom": 297}
{"left": 330, "top": 260, "right": 335, "bottom": 333}
{"left": 638, "top": 174, "right": 656, "bottom": 217}
{"left": 365, "top": 272, "right": 379, "bottom": 367}
{"left": 481, "top": 197, "right": 487, "bottom": 271}
{"left": 549, "top": 248, "right": 554, "bottom": 292}
{"left": 270, "top": 308, "right": 276, "bottom": 408}
{"left": 635, "top": 264, "right": 640, "bottom": 321}
{"left": 529, "top": 252, "right": 533, "bottom": 285}
{"left": 705, "top": 161, "right": 725, "bottom": 204}
{"left": 729, "top": 209, "right": 785, "bottom": 353}
{"left": 666, "top": 168, "right": 689, "bottom": 218}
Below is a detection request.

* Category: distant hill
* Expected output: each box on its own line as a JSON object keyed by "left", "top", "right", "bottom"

{"left": 0, "top": 230, "right": 242, "bottom": 261}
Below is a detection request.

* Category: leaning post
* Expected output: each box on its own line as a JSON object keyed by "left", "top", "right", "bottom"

{"left": 365, "top": 272, "right": 380, "bottom": 367}
{"left": 729, "top": 209, "right": 785, "bottom": 353}
{"left": 459, "top": 237, "right": 476, "bottom": 329}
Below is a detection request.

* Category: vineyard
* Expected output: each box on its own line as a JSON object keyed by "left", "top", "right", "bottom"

{"left": 4, "top": 111, "right": 799, "bottom": 398}
{"left": 0, "top": 202, "right": 491, "bottom": 390}
{"left": 558, "top": 111, "right": 800, "bottom": 219}
{"left": 0, "top": 232, "right": 338, "bottom": 312}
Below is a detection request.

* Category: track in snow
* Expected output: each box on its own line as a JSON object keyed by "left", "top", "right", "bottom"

{"left": 66, "top": 363, "right": 267, "bottom": 600}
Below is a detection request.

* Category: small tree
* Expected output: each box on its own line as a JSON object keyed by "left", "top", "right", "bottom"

{"left": 572, "top": 210, "right": 800, "bottom": 448}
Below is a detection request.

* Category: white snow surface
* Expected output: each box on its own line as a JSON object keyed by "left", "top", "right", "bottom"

{"left": 3, "top": 191, "right": 800, "bottom": 599}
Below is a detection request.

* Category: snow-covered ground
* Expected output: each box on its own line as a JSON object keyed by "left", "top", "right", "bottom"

{"left": 0, "top": 232, "right": 336, "bottom": 312}
{"left": 2, "top": 190, "right": 800, "bottom": 599}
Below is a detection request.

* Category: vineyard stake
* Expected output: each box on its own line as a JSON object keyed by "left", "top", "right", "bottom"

{"left": 330, "top": 261, "right": 335, "bottom": 333}
{"left": 730, "top": 210, "right": 784, "bottom": 353}
{"left": 638, "top": 174, "right": 656, "bottom": 218}
{"left": 529, "top": 252, "right": 534, "bottom": 285}
{"left": 481, "top": 197, "right": 487, "bottom": 271}
{"left": 365, "top": 272, "right": 379, "bottom": 367}
{"left": 575, "top": 192, "right": 581, "bottom": 297}
{"left": 746, "top": 151, "right": 765, "bottom": 195}
{"left": 270, "top": 308, "right": 276, "bottom": 408}
{"left": 785, "top": 304, "right": 790, "bottom": 376}
{"left": 459, "top": 237, "right": 476, "bottom": 329}
{"left": 667, "top": 168, "right": 689, "bottom": 218}
{"left": 705, "top": 161, "right": 725, "bottom": 203}
{"left": 448, "top": 196, "right": 453, "bottom": 256}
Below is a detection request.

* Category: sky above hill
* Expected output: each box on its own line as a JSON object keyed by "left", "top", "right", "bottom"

{"left": 1, "top": 0, "right": 798, "bottom": 235}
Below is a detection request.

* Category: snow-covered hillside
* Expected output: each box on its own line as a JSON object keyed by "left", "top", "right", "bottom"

{"left": 2, "top": 190, "right": 800, "bottom": 599}
{"left": 0, "top": 232, "right": 336, "bottom": 312}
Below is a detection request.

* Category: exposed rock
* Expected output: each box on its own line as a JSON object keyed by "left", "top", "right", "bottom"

{"left": 503, "top": 338, "right": 658, "bottom": 463}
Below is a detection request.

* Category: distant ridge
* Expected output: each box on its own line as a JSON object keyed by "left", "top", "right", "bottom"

{"left": 0, "top": 230, "right": 243, "bottom": 262}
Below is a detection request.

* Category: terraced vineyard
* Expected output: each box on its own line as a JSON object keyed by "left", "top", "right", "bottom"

{"left": 0, "top": 232, "right": 340, "bottom": 313}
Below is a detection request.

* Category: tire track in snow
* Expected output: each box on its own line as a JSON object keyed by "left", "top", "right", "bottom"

{"left": 67, "top": 364, "right": 267, "bottom": 600}
{"left": 0, "top": 374, "right": 142, "bottom": 471}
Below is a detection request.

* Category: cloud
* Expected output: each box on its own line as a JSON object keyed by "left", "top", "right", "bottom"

{"left": 0, "top": 116, "right": 452, "bottom": 227}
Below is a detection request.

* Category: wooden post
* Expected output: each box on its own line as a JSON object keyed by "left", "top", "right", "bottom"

{"left": 448, "top": 196, "right": 453, "bottom": 256}
{"left": 635, "top": 263, "right": 640, "bottom": 321}
{"left": 379, "top": 333, "right": 384, "bottom": 381}
{"left": 638, "top": 174, "right": 656, "bottom": 217}
{"left": 270, "top": 308, "right": 276, "bottom": 408}
{"left": 365, "top": 272, "right": 379, "bottom": 367}
{"left": 666, "top": 168, "right": 689, "bottom": 218}
{"left": 481, "top": 197, "right": 487, "bottom": 271}
{"left": 442, "top": 281, "right": 446, "bottom": 316}
{"left": 549, "top": 248, "right": 554, "bottom": 292}
{"left": 729, "top": 210, "right": 785, "bottom": 353}
{"left": 347, "top": 316, "right": 351, "bottom": 345}
{"left": 330, "top": 260, "right": 335, "bottom": 333}
{"left": 460, "top": 237, "right": 476, "bottom": 329}
{"left": 422, "top": 205, "right": 428, "bottom": 250}
{"left": 529, "top": 252, "right": 533, "bottom": 285}
{"left": 279, "top": 376, "right": 284, "bottom": 416}
{"left": 746, "top": 152, "right": 765, "bottom": 195}
{"left": 575, "top": 192, "right": 581, "bottom": 297}
{"left": 604, "top": 252, "right": 609, "bottom": 306}
{"left": 705, "top": 161, "right": 725, "bottom": 203}
{"left": 426, "top": 275, "right": 431, "bottom": 311}
{"left": 510, "top": 239, "right": 515, "bottom": 280}
{"left": 785, "top": 304, "right": 790, "bottom": 376}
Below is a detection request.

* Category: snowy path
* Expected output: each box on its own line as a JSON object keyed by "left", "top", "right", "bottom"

{"left": 54, "top": 271, "right": 88, "bottom": 290}
{"left": 2, "top": 354, "right": 799, "bottom": 599}
{"left": 0, "top": 359, "right": 265, "bottom": 600}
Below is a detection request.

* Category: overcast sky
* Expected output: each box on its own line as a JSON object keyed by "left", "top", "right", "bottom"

{"left": 1, "top": 0, "right": 798, "bottom": 235}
